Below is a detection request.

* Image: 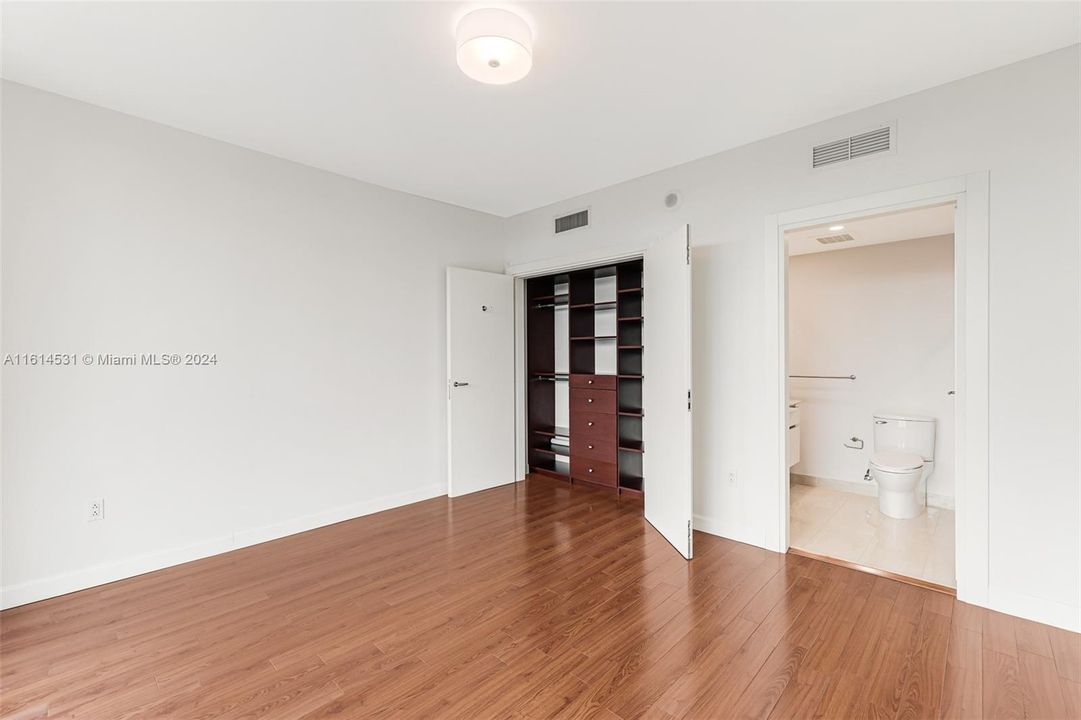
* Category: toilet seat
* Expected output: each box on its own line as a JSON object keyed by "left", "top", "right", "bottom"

{"left": 870, "top": 450, "right": 923, "bottom": 473}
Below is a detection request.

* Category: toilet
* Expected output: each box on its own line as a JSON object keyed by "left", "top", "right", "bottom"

{"left": 869, "top": 414, "right": 937, "bottom": 519}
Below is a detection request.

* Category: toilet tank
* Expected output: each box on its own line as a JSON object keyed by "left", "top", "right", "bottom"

{"left": 873, "top": 414, "right": 937, "bottom": 461}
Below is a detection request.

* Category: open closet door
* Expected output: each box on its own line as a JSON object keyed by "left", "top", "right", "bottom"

{"left": 643, "top": 225, "right": 694, "bottom": 559}
{"left": 447, "top": 267, "right": 515, "bottom": 497}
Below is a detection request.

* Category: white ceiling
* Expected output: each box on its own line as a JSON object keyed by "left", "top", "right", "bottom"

{"left": 786, "top": 202, "right": 955, "bottom": 256}
{"left": 3, "top": 2, "right": 1079, "bottom": 217}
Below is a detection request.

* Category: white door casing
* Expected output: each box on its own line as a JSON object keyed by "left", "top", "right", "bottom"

{"left": 447, "top": 267, "right": 515, "bottom": 497}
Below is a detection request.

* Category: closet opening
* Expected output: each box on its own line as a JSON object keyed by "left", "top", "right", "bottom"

{"left": 525, "top": 258, "right": 646, "bottom": 499}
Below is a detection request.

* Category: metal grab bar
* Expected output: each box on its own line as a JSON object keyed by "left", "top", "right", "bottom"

{"left": 789, "top": 374, "right": 856, "bottom": 380}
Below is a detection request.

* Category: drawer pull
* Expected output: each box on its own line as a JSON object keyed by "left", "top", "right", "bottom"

{"left": 588, "top": 444, "right": 594, "bottom": 449}
{"left": 588, "top": 379, "right": 594, "bottom": 384}
{"left": 588, "top": 468, "right": 594, "bottom": 473}
{"left": 587, "top": 398, "right": 594, "bottom": 404}
{"left": 588, "top": 421, "right": 594, "bottom": 427}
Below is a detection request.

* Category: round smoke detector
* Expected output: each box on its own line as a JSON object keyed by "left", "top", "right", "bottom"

{"left": 664, "top": 191, "right": 681, "bottom": 210}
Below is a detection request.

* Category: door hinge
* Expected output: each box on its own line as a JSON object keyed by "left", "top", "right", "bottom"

{"left": 687, "top": 389, "right": 691, "bottom": 411}
{"left": 687, "top": 520, "right": 692, "bottom": 552}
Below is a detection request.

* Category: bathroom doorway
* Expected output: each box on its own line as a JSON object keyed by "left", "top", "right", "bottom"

{"left": 783, "top": 202, "right": 957, "bottom": 590}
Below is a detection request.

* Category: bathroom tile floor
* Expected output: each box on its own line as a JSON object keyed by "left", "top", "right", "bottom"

{"left": 789, "top": 482, "right": 955, "bottom": 588}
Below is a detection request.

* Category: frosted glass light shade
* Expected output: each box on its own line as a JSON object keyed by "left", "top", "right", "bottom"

{"left": 456, "top": 8, "right": 533, "bottom": 85}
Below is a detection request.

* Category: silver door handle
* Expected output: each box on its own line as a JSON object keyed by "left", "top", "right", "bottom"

{"left": 874, "top": 420, "right": 887, "bottom": 424}
{"left": 947, "top": 390, "right": 955, "bottom": 396}
{"left": 453, "top": 381, "right": 469, "bottom": 387}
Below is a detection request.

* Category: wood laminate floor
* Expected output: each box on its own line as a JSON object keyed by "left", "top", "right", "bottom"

{"left": 2, "top": 476, "right": 1079, "bottom": 719}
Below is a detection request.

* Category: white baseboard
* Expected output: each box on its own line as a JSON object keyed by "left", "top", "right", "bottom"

{"left": 0, "top": 483, "right": 445, "bottom": 610}
{"left": 693, "top": 513, "right": 772, "bottom": 552}
{"left": 791, "top": 473, "right": 955, "bottom": 510}
{"left": 989, "top": 586, "right": 1081, "bottom": 633}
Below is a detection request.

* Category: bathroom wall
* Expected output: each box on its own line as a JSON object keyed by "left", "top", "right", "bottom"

{"left": 788, "top": 234, "right": 955, "bottom": 506}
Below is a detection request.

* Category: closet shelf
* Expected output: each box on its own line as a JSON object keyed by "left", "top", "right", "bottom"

{"left": 617, "top": 316, "right": 644, "bottom": 322}
{"left": 618, "top": 441, "right": 645, "bottom": 453}
{"left": 618, "top": 287, "right": 643, "bottom": 294}
{"left": 532, "top": 426, "right": 570, "bottom": 438}
{"left": 618, "top": 374, "right": 643, "bottom": 379}
{"left": 531, "top": 447, "right": 570, "bottom": 459}
{"left": 531, "top": 467, "right": 569, "bottom": 481}
{"left": 617, "top": 345, "right": 643, "bottom": 350}
{"left": 618, "top": 410, "right": 644, "bottom": 418}
{"left": 570, "top": 335, "right": 617, "bottom": 341}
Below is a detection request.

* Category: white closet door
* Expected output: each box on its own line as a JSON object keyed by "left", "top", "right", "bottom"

{"left": 447, "top": 267, "right": 515, "bottom": 497}
{"left": 643, "top": 225, "right": 694, "bottom": 559}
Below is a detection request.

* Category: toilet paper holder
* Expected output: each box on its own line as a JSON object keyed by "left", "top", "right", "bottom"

{"left": 844, "top": 437, "right": 864, "bottom": 450}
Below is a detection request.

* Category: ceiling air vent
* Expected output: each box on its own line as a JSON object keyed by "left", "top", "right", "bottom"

{"left": 816, "top": 233, "right": 855, "bottom": 245}
{"left": 554, "top": 209, "right": 589, "bottom": 234}
{"left": 812, "top": 125, "right": 893, "bottom": 168}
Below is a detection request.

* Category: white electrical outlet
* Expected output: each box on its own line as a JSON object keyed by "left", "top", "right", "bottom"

{"left": 87, "top": 497, "right": 104, "bottom": 522}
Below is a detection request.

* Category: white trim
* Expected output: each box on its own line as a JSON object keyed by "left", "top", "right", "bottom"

{"left": 990, "top": 587, "right": 1081, "bottom": 634}
{"left": 508, "top": 246, "right": 647, "bottom": 481}
{"left": 765, "top": 173, "right": 990, "bottom": 610}
{"left": 790, "top": 473, "right": 955, "bottom": 510}
{"left": 513, "top": 276, "right": 528, "bottom": 481}
{"left": 505, "top": 246, "right": 646, "bottom": 278}
{"left": 694, "top": 514, "right": 758, "bottom": 549}
{"left": 0, "top": 483, "right": 445, "bottom": 610}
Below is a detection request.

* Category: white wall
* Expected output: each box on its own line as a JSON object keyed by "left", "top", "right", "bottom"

{"left": 504, "top": 46, "right": 1081, "bottom": 630}
{"left": 0, "top": 82, "right": 505, "bottom": 608}
{"left": 789, "top": 235, "right": 955, "bottom": 507}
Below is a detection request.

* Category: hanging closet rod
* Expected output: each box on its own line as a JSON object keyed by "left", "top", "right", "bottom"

{"left": 789, "top": 374, "right": 856, "bottom": 380}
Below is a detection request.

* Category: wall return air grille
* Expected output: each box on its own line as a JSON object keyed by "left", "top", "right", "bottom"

{"left": 812, "top": 125, "right": 893, "bottom": 168}
{"left": 554, "top": 209, "right": 589, "bottom": 234}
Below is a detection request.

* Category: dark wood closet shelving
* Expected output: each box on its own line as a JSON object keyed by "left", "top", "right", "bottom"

{"left": 532, "top": 426, "right": 569, "bottom": 437}
{"left": 526, "top": 258, "right": 645, "bottom": 498}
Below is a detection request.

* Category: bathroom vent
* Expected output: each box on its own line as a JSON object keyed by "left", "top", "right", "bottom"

{"left": 812, "top": 125, "right": 893, "bottom": 168}
{"left": 554, "top": 209, "right": 589, "bottom": 234}
{"left": 816, "top": 233, "right": 855, "bottom": 245}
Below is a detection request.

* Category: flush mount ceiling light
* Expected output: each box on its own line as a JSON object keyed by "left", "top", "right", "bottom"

{"left": 456, "top": 8, "right": 532, "bottom": 85}
{"left": 829, "top": 224, "right": 846, "bottom": 231}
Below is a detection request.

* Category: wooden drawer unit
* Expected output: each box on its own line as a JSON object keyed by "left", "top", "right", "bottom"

{"left": 570, "top": 410, "right": 616, "bottom": 439}
{"left": 569, "top": 374, "right": 617, "bottom": 391}
{"left": 569, "top": 388, "right": 616, "bottom": 415}
{"left": 571, "top": 458, "right": 617, "bottom": 488}
{"left": 571, "top": 435, "right": 616, "bottom": 462}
